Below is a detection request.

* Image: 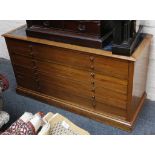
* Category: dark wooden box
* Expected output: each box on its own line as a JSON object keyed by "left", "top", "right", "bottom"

{"left": 26, "top": 20, "right": 114, "bottom": 48}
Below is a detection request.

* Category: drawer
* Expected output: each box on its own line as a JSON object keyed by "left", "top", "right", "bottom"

{"left": 16, "top": 76, "right": 37, "bottom": 91}
{"left": 95, "top": 74, "right": 127, "bottom": 109}
{"left": 50, "top": 20, "right": 64, "bottom": 29}
{"left": 64, "top": 21, "right": 101, "bottom": 35}
{"left": 6, "top": 38, "right": 32, "bottom": 57}
{"left": 38, "top": 71, "right": 92, "bottom": 98}
{"left": 37, "top": 73, "right": 94, "bottom": 109}
{"left": 94, "top": 56, "right": 129, "bottom": 80}
{"left": 13, "top": 64, "right": 34, "bottom": 75}
{"left": 38, "top": 72, "right": 127, "bottom": 118}
{"left": 13, "top": 66, "right": 38, "bottom": 91}
{"left": 11, "top": 55, "right": 34, "bottom": 68}
{"left": 37, "top": 20, "right": 64, "bottom": 29}
{"left": 35, "top": 61, "right": 91, "bottom": 84}
{"left": 95, "top": 74, "right": 128, "bottom": 94}
{"left": 32, "top": 44, "right": 91, "bottom": 71}
{"left": 93, "top": 101, "right": 126, "bottom": 119}
{"left": 95, "top": 87, "right": 127, "bottom": 109}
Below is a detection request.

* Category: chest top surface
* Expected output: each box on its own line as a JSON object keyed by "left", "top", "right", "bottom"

{"left": 3, "top": 25, "right": 152, "bottom": 62}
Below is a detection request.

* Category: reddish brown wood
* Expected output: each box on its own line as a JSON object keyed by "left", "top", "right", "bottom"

{"left": 3, "top": 26, "right": 152, "bottom": 131}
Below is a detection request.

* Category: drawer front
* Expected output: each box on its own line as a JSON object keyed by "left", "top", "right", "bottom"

{"left": 37, "top": 66, "right": 127, "bottom": 114}
{"left": 13, "top": 64, "right": 34, "bottom": 75}
{"left": 41, "top": 20, "right": 64, "bottom": 29}
{"left": 94, "top": 56, "right": 129, "bottom": 80}
{"left": 95, "top": 74, "right": 128, "bottom": 94}
{"left": 95, "top": 88, "right": 127, "bottom": 109}
{"left": 6, "top": 38, "right": 32, "bottom": 57}
{"left": 11, "top": 54, "right": 34, "bottom": 68}
{"left": 64, "top": 21, "right": 101, "bottom": 35}
{"left": 39, "top": 81, "right": 93, "bottom": 110}
{"left": 16, "top": 76, "right": 37, "bottom": 90}
{"left": 13, "top": 65, "right": 38, "bottom": 91}
{"left": 35, "top": 61, "right": 91, "bottom": 84}
{"left": 38, "top": 71, "right": 92, "bottom": 98}
{"left": 29, "top": 20, "right": 64, "bottom": 29}
{"left": 37, "top": 72, "right": 94, "bottom": 109}
{"left": 32, "top": 44, "right": 91, "bottom": 71}
{"left": 93, "top": 101, "right": 126, "bottom": 119}
{"left": 94, "top": 72, "right": 128, "bottom": 110}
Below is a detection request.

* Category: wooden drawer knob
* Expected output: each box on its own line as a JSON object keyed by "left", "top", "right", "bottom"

{"left": 35, "top": 78, "right": 39, "bottom": 82}
{"left": 32, "top": 60, "right": 37, "bottom": 65}
{"left": 90, "top": 56, "right": 95, "bottom": 61}
{"left": 91, "top": 81, "right": 95, "bottom": 85}
{"left": 43, "top": 21, "right": 50, "bottom": 27}
{"left": 32, "top": 66, "right": 37, "bottom": 70}
{"left": 78, "top": 24, "right": 86, "bottom": 32}
{"left": 36, "top": 81, "right": 41, "bottom": 90}
{"left": 91, "top": 88, "right": 95, "bottom": 93}
{"left": 90, "top": 73, "right": 95, "bottom": 77}
{"left": 92, "top": 96, "right": 95, "bottom": 100}
{"left": 34, "top": 71, "right": 38, "bottom": 74}
{"left": 92, "top": 101, "right": 96, "bottom": 107}
{"left": 90, "top": 65, "right": 94, "bottom": 69}
{"left": 29, "top": 44, "right": 33, "bottom": 52}
{"left": 91, "top": 96, "right": 96, "bottom": 108}
{"left": 34, "top": 73, "right": 39, "bottom": 79}
{"left": 28, "top": 45, "right": 33, "bottom": 48}
{"left": 30, "top": 52, "right": 34, "bottom": 56}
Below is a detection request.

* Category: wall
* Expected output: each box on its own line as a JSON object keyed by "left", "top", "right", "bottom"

{"left": 0, "top": 20, "right": 155, "bottom": 100}
{"left": 139, "top": 20, "right": 155, "bottom": 101}
{"left": 0, "top": 20, "right": 26, "bottom": 59}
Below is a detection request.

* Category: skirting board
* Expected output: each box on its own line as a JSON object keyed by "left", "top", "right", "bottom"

{"left": 16, "top": 86, "right": 146, "bottom": 132}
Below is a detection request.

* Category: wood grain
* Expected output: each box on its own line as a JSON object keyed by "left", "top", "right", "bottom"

{"left": 4, "top": 26, "right": 152, "bottom": 131}
{"left": 3, "top": 25, "right": 136, "bottom": 61}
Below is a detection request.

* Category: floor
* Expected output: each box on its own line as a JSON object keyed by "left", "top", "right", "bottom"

{"left": 0, "top": 58, "right": 155, "bottom": 135}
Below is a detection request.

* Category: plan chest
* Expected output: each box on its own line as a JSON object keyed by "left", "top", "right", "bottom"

{"left": 3, "top": 26, "right": 152, "bottom": 131}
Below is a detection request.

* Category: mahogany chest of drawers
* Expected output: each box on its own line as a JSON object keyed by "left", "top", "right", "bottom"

{"left": 3, "top": 25, "right": 152, "bottom": 131}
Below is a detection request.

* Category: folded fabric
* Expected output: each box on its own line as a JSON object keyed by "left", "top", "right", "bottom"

{"left": 1, "top": 112, "right": 33, "bottom": 135}
{"left": 39, "top": 113, "right": 90, "bottom": 135}
{"left": 43, "top": 112, "right": 54, "bottom": 123}
{"left": 49, "top": 114, "right": 90, "bottom": 135}
{"left": 0, "top": 111, "right": 10, "bottom": 129}
{"left": 1, "top": 111, "right": 89, "bottom": 135}
{"left": 1, "top": 112, "right": 44, "bottom": 135}
{"left": 38, "top": 123, "right": 51, "bottom": 135}
{"left": 38, "top": 112, "right": 54, "bottom": 135}
{"left": 2, "top": 120, "right": 36, "bottom": 135}
{"left": 0, "top": 88, "right": 3, "bottom": 111}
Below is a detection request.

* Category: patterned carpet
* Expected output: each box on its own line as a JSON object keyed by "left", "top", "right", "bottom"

{"left": 0, "top": 58, "right": 155, "bottom": 135}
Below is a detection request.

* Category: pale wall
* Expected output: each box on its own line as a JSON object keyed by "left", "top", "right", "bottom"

{"left": 0, "top": 20, "right": 26, "bottom": 59}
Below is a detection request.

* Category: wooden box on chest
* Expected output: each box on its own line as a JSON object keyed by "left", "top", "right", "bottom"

{"left": 26, "top": 20, "right": 114, "bottom": 48}
{"left": 3, "top": 26, "right": 152, "bottom": 131}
